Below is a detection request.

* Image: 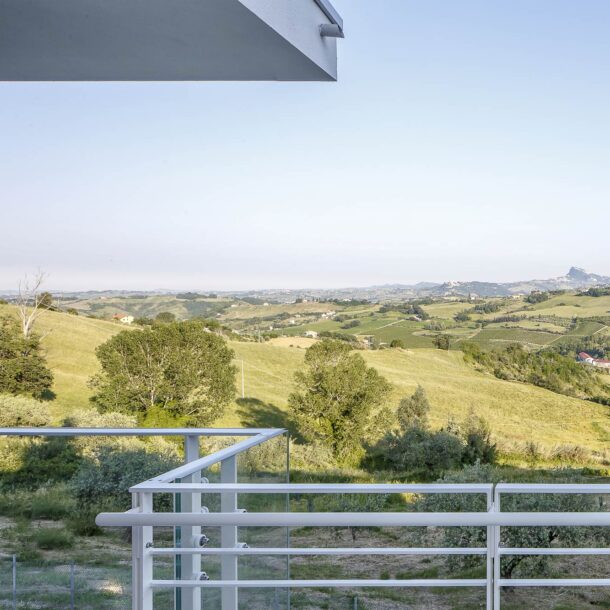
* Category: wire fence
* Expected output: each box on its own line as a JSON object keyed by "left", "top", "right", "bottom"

{"left": 0, "top": 555, "right": 131, "bottom": 609}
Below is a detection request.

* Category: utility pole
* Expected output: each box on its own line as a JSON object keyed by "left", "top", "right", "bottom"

{"left": 241, "top": 360, "right": 245, "bottom": 399}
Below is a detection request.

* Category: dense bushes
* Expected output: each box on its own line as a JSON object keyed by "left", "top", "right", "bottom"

{"left": 553, "top": 334, "right": 609, "bottom": 360}
{"left": 579, "top": 287, "right": 610, "bottom": 297}
{"left": 0, "top": 394, "right": 51, "bottom": 427}
{"left": 471, "top": 301, "right": 504, "bottom": 314}
{"left": 525, "top": 291, "right": 550, "bottom": 304}
{"left": 454, "top": 311, "right": 471, "bottom": 322}
{"left": 462, "top": 342, "right": 610, "bottom": 403}
{"left": 419, "top": 463, "right": 610, "bottom": 578}
{"left": 71, "top": 447, "right": 180, "bottom": 512}
{"left": 379, "top": 303, "right": 430, "bottom": 320}
{"left": 367, "top": 387, "right": 496, "bottom": 480}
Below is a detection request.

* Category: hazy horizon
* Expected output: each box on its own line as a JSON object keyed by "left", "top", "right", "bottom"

{"left": 0, "top": 264, "right": 607, "bottom": 294}
{"left": 3, "top": 0, "right": 610, "bottom": 291}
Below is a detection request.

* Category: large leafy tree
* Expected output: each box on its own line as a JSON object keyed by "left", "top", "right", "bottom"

{"left": 289, "top": 340, "right": 392, "bottom": 466}
{"left": 91, "top": 321, "right": 236, "bottom": 425}
{"left": 0, "top": 315, "right": 53, "bottom": 398}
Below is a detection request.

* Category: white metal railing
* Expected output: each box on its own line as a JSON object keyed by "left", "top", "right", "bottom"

{"left": 3, "top": 427, "right": 610, "bottom": 609}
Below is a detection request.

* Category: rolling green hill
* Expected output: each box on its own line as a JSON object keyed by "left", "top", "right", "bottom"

{"left": 2, "top": 304, "right": 609, "bottom": 458}
{"left": 233, "top": 341, "right": 610, "bottom": 454}
{"left": 0, "top": 304, "right": 123, "bottom": 420}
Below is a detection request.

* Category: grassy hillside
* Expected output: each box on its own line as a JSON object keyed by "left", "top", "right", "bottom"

{"left": 2, "top": 304, "right": 609, "bottom": 457}
{"left": 66, "top": 294, "right": 231, "bottom": 321}
{"left": 0, "top": 305, "right": 123, "bottom": 420}
{"left": 230, "top": 341, "right": 610, "bottom": 454}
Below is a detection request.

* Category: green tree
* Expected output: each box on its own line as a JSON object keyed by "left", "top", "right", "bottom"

{"left": 461, "top": 409, "right": 497, "bottom": 465}
{"left": 90, "top": 321, "right": 236, "bottom": 425}
{"left": 155, "top": 311, "right": 176, "bottom": 324}
{"left": 289, "top": 340, "right": 392, "bottom": 466}
{"left": 0, "top": 316, "right": 53, "bottom": 398}
{"left": 396, "top": 385, "right": 430, "bottom": 430}
{"left": 38, "top": 292, "right": 54, "bottom": 309}
{"left": 389, "top": 339, "right": 405, "bottom": 349}
{"left": 433, "top": 334, "right": 450, "bottom": 350}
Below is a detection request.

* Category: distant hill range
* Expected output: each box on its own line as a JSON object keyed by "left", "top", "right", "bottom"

{"left": 218, "top": 267, "right": 610, "bottom": 302}
{"left": 419, "top": 267, "right": 610, "bottom": 298}
{"left": 1, "top": 267, "right": 608, "bottom": 303}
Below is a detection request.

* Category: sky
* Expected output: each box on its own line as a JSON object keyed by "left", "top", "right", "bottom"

{"left": 1, "top": 0, "right": 610, "bottom": 291}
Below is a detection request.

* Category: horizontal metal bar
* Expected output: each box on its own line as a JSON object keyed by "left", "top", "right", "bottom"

{"left": 0, "top": 427, "right": 282, "bottom": 437}
{"left": 139, "top": 483, "right": 493, "bottom": 495}
{"left": 149, "top": 547, "right": 487, "bottom": 557}
{"left": 496, "top": 483, "right": 610, "bottom": 494}
{"left": 500, "top": 547, "right": 610, "bottom": 555}
{"left": 96, "top": 511, "right": 610, "bottom": 528}
{"left": 313, "top": 0, "right": 343, "bottom": 30}
{"left": 131, "top": 430, "right": 286, "bottom": 487}
{"left": 151, "top": 579, "right": 486, "bottom": 589}
{"left": 498, "top": 578, "right": 610, "bottom": 587}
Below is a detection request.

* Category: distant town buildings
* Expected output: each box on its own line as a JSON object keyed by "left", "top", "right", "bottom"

{"left": 577, "top": 352, "right": 610, "bottom": 370}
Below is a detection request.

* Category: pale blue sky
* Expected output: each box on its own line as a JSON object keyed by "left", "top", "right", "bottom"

{"left": 2, "top": 0, "right": 610, "bottom": 290}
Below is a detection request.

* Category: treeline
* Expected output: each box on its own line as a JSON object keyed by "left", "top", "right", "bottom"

{"left": 578, "top": 287, "right": 610, "bottom": 297}
{"left": 462, "top": 342, "right": 610, "bottom": 404}
{"left": 379, "top": 302, "right": 430, "bottom": 320}
{"left": 552, "top": 335, "right": 609, "bottom": 361}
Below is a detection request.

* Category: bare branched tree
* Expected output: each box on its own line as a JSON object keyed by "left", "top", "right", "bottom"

{"left": 17, "top": 271, "right": 53, "bottom": 339}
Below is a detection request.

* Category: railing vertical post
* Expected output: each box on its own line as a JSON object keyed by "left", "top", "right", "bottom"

{"left": 70, "top": 562, "right": 75, "bottom": 610}
{"left": 493, "top": 487, "right": 501, "bottom": 610}
{"left": 12, "top": 554, "right": 16, "bottom": 610}
{"left": 221, "top": 455, "right": 238, "bottom": 610}
{"left": 486, "top": 489, "right": 493, "bottom": 610}
{"left": 181, "top": 435, "right": 202, "bottom": 610}
{"left": 132, "top": 493, "right": 140, "bottom": 610}
{"left": 137, "top": 492, "right": 154, "bottom": 610}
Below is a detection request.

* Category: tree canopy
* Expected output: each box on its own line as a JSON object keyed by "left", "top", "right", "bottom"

{"left": 0, "top": 315, "right": 53, "bottom": 399}
{"left": 288, "top": 339, "right": 392, "bottom": 466}
{"left": 90, "top": 320, "right": 236, "bottom": 425}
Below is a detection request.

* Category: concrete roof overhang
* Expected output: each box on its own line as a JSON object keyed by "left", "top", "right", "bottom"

{"left": 0, "top": 0, "right": 342, "bottom": 81}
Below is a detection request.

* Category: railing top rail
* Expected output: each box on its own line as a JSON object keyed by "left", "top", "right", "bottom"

{"left": 96, "top": 510, "right": 610, "bottom": 528}
{"left": 496, "top": 483, "right": 610, "bottom": 494}
{"left": 0, "top": 427, "right": 283, "bottom": 437}
{"left": 133, "top": 482, "right": 494, "bottom": 494}
{"left": 132, "top": 429, "right": 287, "bottom": 487}
{"left": 150, "top": 578, "right": 486, "bottom": 589}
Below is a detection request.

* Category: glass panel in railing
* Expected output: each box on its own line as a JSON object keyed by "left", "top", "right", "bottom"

{"left": 236, "top": 432, "right": 290, "bottom": 609}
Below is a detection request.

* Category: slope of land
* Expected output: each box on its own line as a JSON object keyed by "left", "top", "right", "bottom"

{"left": 0, "top": 305, "right": 123, "bottom": 419}
{"left": 2, "top": 305, "right": 609, "bottom": 456}
{"left": 230, "top": 341, "right": 610, "bottom": 453}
